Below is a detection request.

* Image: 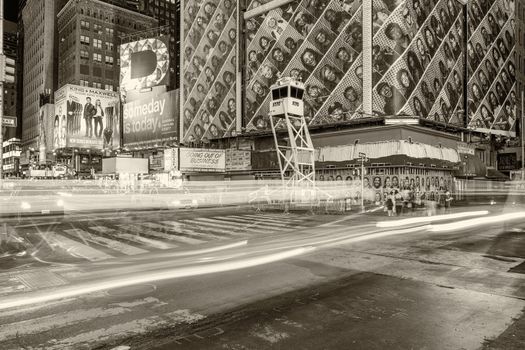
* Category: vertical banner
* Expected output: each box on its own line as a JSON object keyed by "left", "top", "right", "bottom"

{"left": 180, "top": 0, "right": 238, "bottom": 143}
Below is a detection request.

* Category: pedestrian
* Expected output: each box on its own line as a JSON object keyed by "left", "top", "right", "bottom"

{"left": 444, "top": 191, "right": 453, "bottom": 212}
{"left": 386, "top": 192, "right": 394, "bottom": 217}
{"left": 394, "top": 190, "right": 403, "bottom": 216}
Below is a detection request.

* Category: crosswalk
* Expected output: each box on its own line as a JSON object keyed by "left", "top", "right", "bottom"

{"left": 19, "top": 213, "right": 314, "bottom": 264}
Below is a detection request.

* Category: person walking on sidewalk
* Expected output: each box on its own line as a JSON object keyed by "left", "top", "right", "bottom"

{"left": 444, "top": 191, "right": 453, "bottom": 212}
{"left": 386, "top": 191, "right": 394, "bottom": 217}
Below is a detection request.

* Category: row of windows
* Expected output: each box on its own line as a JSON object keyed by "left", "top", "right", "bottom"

{"left": 79, "top": 35, "right": 115, "bottom": 51}
{"left": 79, "top": 80, "right": 114, "bottom": 91}
{"left": 80, "top": 50, "right": 117, "bottom": 65}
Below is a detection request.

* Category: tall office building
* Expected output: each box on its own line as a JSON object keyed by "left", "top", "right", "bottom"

{"left": 57, "top": 0, "right": 158, "bottom": 91}
{"left": 2, "top": 20, "right": 18, "bottom": 141}
{"left": 517, "top": 0, "right": 524, "bottom": 124}
{"left": 21, "top": 0, "right": 57, "bottom": 152}
{"left": 140, "top": 0, "right": 181, "bottom": 89}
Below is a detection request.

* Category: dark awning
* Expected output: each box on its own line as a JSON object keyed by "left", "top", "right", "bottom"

{"left": 454, "top": 153, "right": 486, "bottom": 178}
{"left": 486, "top": 168, "right": 509, "bottom": 180}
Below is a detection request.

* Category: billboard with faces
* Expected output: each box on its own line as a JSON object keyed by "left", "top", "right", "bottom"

{"left": 181, "top": 0, "right": 237, "bottom": 143}
{"left": 244, "top": 0, "right": 364, "bottom": 132}
{"left": 119, "top": 35, "right": 170, "bottom": 92}
{"left": 53, "top": 85, "right": 120, "bottom": 151}
{"left": 466, "top": 0, "right": 515, "bottom": 134}
{"left": 372, "top": 0, "right": 466, "bottom": 126}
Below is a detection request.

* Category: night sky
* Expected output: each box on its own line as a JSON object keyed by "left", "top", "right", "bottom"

{"left": 5, "top": 0, "right": 18, "bottom": 22}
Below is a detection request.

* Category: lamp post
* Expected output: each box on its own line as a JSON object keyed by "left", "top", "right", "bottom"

{"left": 358, "top": 152, "right": 368, "bottom": 212}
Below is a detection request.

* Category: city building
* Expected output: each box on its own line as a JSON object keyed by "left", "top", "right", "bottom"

{"left": 2, "top": 20, "right": 18, "bottom": 141}
{"left": 140, "top": 0, "right": 181, "bottom": 89}
{"left": 20, "top": 0, "right": 58, "bottom": 154}
{"left": 57, "top": 0, "right": 158, "bottom": 91}
{"left": 178, "top": 0, "right": 515, "bottom": 183}
{"left": 2, "top": 138, "right": 21, "bottom": 177}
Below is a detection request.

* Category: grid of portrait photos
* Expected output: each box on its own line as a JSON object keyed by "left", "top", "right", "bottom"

{"left": 181, "top": 0, "right": 237, "bottom": 143}
{"left": 244, "top": 0, "right": 365, "bottom": 132}
{"left": 466, "top": 0, "right": 515, "bottom": 133}
{"left": 372, "top": 0, "right": 467, "bottom": 126}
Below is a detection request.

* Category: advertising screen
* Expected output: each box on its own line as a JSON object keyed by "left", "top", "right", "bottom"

{"left": 243, "top": 0, "right": 364, "bottom": 132}
{"left": 179, "top": 148, "right": 226, "bottom": 172}
{"left": 180, "top": 0, "right": 238, "bottom": 143}
{"left": 123, "top": 89, "right": 179, "bottom": 148}
{"left": 120, "top": 35, "right": 170, "bottom": 92}
{"left": 53, "top": 85, "right": 121, "bottom": 150}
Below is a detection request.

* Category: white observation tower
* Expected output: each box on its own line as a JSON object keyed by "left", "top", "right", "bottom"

{"left": 269, "top": 77, "right": 316, "bottom": 201}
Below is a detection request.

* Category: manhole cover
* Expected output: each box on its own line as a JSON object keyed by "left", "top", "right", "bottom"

{"left": 106, "top": 284, "right": 156, "bottom": 297}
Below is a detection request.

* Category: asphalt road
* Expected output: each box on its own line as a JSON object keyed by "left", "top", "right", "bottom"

{"left": 0, "top": 205, "right": 524, "bottom": 349}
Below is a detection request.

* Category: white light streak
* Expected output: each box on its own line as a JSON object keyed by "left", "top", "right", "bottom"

{"left": 429, "top": 212, "right": 525, "bottom": 232}
{"left": 376, "top": 211, "right": 489, "bottom": 228}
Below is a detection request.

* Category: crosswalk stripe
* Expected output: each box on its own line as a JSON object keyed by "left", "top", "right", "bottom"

{"left": 186, "top": 218, "right": 269, "bottom": 234}
{"left": 64, "top": 229, "right": 148, "bottom": 256}
{"left": 180, "top": 219, "right": 252, "bottom": 236}
{"left": 221, "top": 216, "right": 295, "bottom": 227}
{"left": 239, "top": 214, "right": 306, "bottom": 224}
{"left": 89, "top": 226, "right": 174, "bottom": 250}
{"left": 45, "top": 232, "right": 113, "bottom": 261}
{"left": 117, "top": 224, "right": 205, "bottom": 245}
{"left": 143, "top": 222, "right": 227, "bottom": 241}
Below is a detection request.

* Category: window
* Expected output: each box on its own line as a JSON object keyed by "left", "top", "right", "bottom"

{"left": 105, "top": 56, "right": 114, "bottom": 65}
{"left": 105, "top": 28, "right": 114, "bottom": 36}
{"left": 93, "top": 53, "right": 102, "bottom": 62}
{"left": 93, "top": 38, "right": 102, "bottom": 49}
{"left": 93, "top": 23, "right": 103, "bottom": 34}
{"left": 80, "top": 20, "right": 90, "bottom": 30}
{"left": 80, "top": 79, "right": 89, "bottom": 86}
{"left": 93, "top": 82, "right": 102, "bottom": 89}
{"left": 80, "top": 50, "right": 89, "bottom": 60}
{"left": 104, "top": 84, "right": 113, "bottom": 91}
{"left": 80, "top": 35, "right": 90, "bottom": 45}
{"left": 105, "top": 42, "right": 114, "bottom": 51}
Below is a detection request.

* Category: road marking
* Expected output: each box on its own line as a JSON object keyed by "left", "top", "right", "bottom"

{"left": 223, "top": 216, "right": 301, "bottom": 228}
{"left": 64, "top": 229, "right": 148, "bottom": 256}
{"left": 143, "top": 222, "right": 227, "bottom": 241}
{"left": 183, "top": 218, "right": 261, "bottom": 235}
{"left": 45, "top": 232, "right": 113, "bottom": 261}
{"left": 240, "top": 214, "right": 307, "bottom": 224}
{"left": 16, "top": 271, "right": 67, "bottom": 290}
{"left": 0, "top": 297, "right": 164, "bottom": 341}
{"left": 89, "top": 226, "right": 174, "bottom": 250}
{"left": 118, "top": 224, "right": 205, "bottom": 245}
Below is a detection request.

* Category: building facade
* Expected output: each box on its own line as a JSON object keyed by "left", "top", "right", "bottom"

{"left": 21, "top": 0, "right": 57, "bottom": 152}
{"left": 2, "top": 20, "right": 18, "bottom": 141}
{"left": 180, "top": 0, "right": 516, "bottom": 145}
{"left": 140, "top": 0, "right": 181, "bottom": 89}
{"left": 57, "top": 0, "right": 158, "bottom": 91}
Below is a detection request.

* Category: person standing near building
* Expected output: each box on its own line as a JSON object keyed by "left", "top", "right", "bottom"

{"left": 83, "top": 97, "right": 96, "bottom": 137}
{"left": 94, "top": 99, "right": 105, "bottom": 138}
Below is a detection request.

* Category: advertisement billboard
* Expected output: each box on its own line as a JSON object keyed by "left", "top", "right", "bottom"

{"left": 53, "top": 85, "right": 120, "bottom": 150}
{"left": 179, "top": 148, "right": 226, "bottom": 172}
{"left": 180, "top": 0, "right": 238, "bottom": 143}
{"left": 225, "top": 149, "right": 252, "bottom": 171}
{"left": 243, "top": 0, "right": 364, "bottom": 132}
{"left": 120, "top": 35, "right": 170, "bottom": 92}
{"left": 122, "top": 89, "right": 179, "bottom": 148}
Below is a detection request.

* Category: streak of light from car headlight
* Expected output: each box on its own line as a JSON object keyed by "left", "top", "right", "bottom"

{"left": 376, "top": 210, "right": 490, "bottom": 228}
{"left": 57, "top": 199, "right": 64, "bottom": 207}
{"left": 56, "top": 192, "right": 73, "bottom": 197}
{"left": 428, "top": 212, "right": 525, "bottom": 232}
{"left": 0, "top": 246, "right": 314, "bottom": 311}
{"left": 20, "top": 202, "right": 31, "bottom": 210}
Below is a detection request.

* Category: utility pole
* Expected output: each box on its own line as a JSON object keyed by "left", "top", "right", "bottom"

{"left": 0, "top": 0, "right": 4, "bottom": 181}
{"left": 358, "top": 152, "right": 368, "bottom": 212}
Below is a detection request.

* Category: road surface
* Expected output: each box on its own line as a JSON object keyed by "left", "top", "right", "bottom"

{"left": 0, "top": 205, "right": 524, "bottom": 349}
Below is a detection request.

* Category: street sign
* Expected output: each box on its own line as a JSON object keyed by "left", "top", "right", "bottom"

{"left": 1, "top": 116, "right": 16, "bottom": 128}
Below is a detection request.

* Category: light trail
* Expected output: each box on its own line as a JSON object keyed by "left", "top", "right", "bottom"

{"left": 428, "top": 212, "right": 525, "bottom": 232}
{"left": 0, "top": 247, "right": 314, "bottom": 311}
{"left": 376, "top": 210, "right": 490, "bottom": 228}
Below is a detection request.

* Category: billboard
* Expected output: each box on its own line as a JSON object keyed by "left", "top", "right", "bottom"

{"left": 179, "top": 148, "right": 226, "bottom": 172}
{"left": 225, "top": 149, "right": 252, "bottom": 171}
{"left": 120, "top": 35, "right": 170, "bottom": 92}
{"left": 466, "top": 0, "right": 515, "bottom": 134}
{"left": 243, "top": 0, "right": 364, "bottom": 132}
{"left": 122, "top": 89, "right": 179, "bottom": 148}
{"left": 53, "top": 85, "right": 121, "bottom": 150}
{"left": 180, "top": 0, "right": 238, "bottom": 143}
{"left": 371, "top": 0, "right": 465, "bottom": 126}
